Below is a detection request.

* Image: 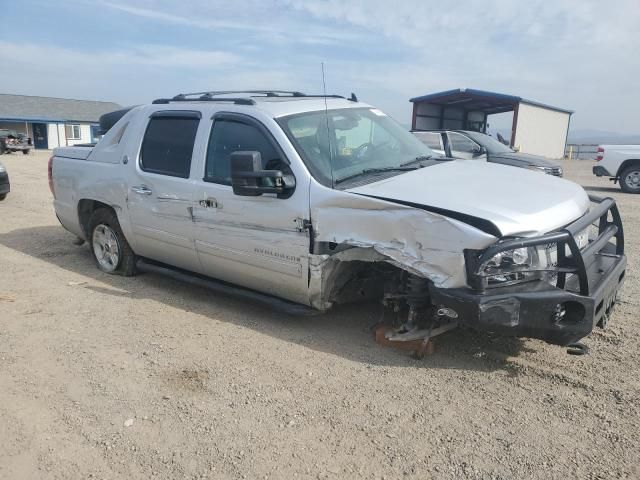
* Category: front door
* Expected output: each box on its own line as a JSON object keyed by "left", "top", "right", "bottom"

{"left": 192, "top": 113, "right": 311, "bottom": 305}
{"left": 446, "top": 131, "right": 487, "bottom": 160}
{"left": 125, "top": 110, "right": 202, "bottom": 272}
{"left": 32, "top": 123, "right": 48, "bottom": 149}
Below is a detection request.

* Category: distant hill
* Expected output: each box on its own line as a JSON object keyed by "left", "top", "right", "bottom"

{"left": 568, "top": 129, "right": 640, "bottom": 145}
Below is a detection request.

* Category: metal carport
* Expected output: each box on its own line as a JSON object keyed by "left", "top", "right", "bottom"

{"left": 410, "top": 88, "right": 573, "bottom": 158}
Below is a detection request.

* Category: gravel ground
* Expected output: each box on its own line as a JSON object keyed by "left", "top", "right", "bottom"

{"left": 0, "top": 150, "right": 639, "bottom": 480}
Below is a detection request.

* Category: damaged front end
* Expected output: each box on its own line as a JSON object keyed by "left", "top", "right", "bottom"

{"left": 307, "top": 186, "right": 499, "bottom": 346}
{"left": 308, "top": 186, "right": 626, "bottom": 348}
{"left": 431, "top": 195, "right": 626, "bottom": 346}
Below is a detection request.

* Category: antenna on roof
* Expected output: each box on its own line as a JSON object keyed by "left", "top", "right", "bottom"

{"left": 321, "top": 62, "right": 335, "bottom": 189}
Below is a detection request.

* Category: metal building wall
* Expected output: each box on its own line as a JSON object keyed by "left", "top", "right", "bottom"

{"left": 514, "top": 103, "right": 570, "bottom": 158}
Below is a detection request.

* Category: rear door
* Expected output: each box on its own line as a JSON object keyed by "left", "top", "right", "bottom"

{"left": 192, "top": 112, "right": 311, "bottom": 305}
{"left": 125, "top": 110, "right": 202, "bottom": 272}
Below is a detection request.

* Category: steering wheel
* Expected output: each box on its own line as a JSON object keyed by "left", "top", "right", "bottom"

{"left": 353, "top": 142, "right": 375, "bottom": 159}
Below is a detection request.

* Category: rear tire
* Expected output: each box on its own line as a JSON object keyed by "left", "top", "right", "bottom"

{"left": 88, "top": 208, "right": 136, "bottom": 276}
{"left": 619, "top": 166, "right": 640, "bottom": 193}
{"left": 0, "top": 194, "right": 6, "bottom": 201}
{"left": 22, "top": 149, "right": 29, "bottom": 155}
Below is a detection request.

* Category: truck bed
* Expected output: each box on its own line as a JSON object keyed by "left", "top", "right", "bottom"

{"left": 52, "top": 146, "right": 94, "bottom": 161}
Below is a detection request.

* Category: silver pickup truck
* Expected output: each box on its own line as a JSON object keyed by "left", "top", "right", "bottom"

{"left": 50, "top": 91, "right": 626, "bottom": 348}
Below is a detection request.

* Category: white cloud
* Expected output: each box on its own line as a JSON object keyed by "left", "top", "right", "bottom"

{"left": 4, "top": 0, "right": 640, "bottom": 132}
{"left": 281, "top": 0, "right": 640, "bottom": 132}
{"left": 0, "top": 42, "right": 238, "bottom": 69}
{"left": 0, "top": 41, "right": 244, "bottom": 105}
{"left": 99, "top": 0, "right": 366, "bottom": 44}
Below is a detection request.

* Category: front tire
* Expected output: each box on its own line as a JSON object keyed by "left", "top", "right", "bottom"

{"left": 88, "top": 209, "right": 136, "bottom": 276}
{"left": 0, "top": 194, "right": 6, "bottom": 201}
{"left": 22, "top": 149, "right": 29, "bottom": 155}
{"left": 619, "top": 166, "right": 640, "bottom": 193}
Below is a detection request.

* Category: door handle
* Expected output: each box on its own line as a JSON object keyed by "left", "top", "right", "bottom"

{"left": 131, "top": 185, "right": 153, "bottom": 195}
{"left": 199, "top": 197, "right": 220, "bottom": 209}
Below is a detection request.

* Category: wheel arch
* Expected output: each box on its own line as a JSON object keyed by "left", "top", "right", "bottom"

{"left": 616, "top": 158, "right": 640, "bottom": 178}
{"left": 77, "top": 199, "right": 116, "bottom": 238}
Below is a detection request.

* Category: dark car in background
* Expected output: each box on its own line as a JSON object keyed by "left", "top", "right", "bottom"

{"left": 0, "top": 129, "right": 32, "bottom": 155}
{"left": 412, "top": 129, "right": 563, "bottom": 176}
{"left": 0, "top": 160, "right": 10, "bottom": 200}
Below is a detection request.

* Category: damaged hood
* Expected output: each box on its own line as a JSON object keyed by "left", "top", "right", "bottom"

{"left": 347, "top": 160, "right": 589, "bottom": 237}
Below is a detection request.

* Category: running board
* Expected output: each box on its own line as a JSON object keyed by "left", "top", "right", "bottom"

{"left": 136, "top": 259, "right": 320, "bottom": 317}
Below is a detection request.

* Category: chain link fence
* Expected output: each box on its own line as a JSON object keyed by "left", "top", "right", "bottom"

{"left": 565, "top": 144, "right": 598, "bottom": 160}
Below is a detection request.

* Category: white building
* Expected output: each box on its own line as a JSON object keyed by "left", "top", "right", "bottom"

{"left": 410, "top": 88, "right": 573, "bottom": 159}
{"left": 0, "top": 93, "right": 121, "bottom": 149}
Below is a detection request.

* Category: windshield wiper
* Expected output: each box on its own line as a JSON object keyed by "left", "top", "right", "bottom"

{"left": 400, "top": 155, "right": 433, "bottom": 166}
{"left": 412, "top": 155, "right": 433, "bottom": 162}
{"left": 335, "top": 166, "right": 419, "bottom": 184}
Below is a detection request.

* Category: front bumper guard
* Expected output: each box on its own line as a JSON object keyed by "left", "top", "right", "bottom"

{"left": 431, "top": 195, "right": 626, "bottom": 346}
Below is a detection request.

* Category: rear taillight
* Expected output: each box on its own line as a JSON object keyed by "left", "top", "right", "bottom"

{"left": 596, "top": 146, "right": 604, "bottom": 161}
{"left": 48, "top": 155, "right": 55, "bottom": 198}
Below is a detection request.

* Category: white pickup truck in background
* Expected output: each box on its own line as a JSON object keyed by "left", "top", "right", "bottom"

{"left": 593, "top": 145, "right": 640, "bottom": 193}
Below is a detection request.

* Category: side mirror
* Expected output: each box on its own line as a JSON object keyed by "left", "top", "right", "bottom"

{"left": 230, "top": 151, "right": 295, "bottom": 197}
{"left": 472, "top": 146, "right": 487, "bottom": 157}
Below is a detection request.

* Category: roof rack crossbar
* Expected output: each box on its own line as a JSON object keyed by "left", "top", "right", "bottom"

{"left": 152, "top": 97, "right": 256, "bottom": 105}
{"left": 176, "top": 90, "right": 307, "bottom": 98}
{"left": 152, "top": 90, "right": 355, "bottom": 105}
{"left": 297, "top": 94, "right": 345, "bottom": 100}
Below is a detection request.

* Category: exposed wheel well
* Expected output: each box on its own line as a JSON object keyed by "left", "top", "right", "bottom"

{"left": 616, "top": 159, "right": 640, "bottom": 178}
{"left": 78, "top": 199, "right": 114, "bottom": 238}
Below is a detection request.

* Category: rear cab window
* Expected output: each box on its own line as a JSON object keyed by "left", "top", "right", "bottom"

{"left": 140, "top": 111, "right": 201, "bottom": 178}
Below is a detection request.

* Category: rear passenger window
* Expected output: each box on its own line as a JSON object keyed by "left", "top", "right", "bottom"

{"left": 140, "top": 116, "right": 199, "bottom": 178}
{"left": 205, "top": 120, "right": 280, "bottom": 185}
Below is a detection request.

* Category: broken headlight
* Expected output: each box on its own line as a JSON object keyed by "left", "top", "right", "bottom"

{"left": 538, "top": 228, "right": 590, "bottom": 284}
{"left": 483, "top": 247, "right": 540, "bottom": 285}
{"left": 482, "top": 228, "right": 591, "bottom": 287}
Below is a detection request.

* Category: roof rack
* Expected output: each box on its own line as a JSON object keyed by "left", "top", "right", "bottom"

{"left": 151, "top": 90, "right": 357, "bottom": 105}
{"left": 152, "top": 97, "right": 256, "bottom": 105}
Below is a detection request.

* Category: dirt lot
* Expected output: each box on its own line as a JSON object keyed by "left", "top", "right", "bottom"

{"left": 0, "top": 150, "right": 639, "bottom": 480}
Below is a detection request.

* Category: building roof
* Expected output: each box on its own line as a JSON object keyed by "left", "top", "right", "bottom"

{"left": 0, "top": 94, "right": 122, "bottom": 123}
{"left": 409, "top": 88, "right": 573, "bottom": 115}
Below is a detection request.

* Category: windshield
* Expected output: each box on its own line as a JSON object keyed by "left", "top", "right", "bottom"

{"left": 279, "top": 108, "right": 435, "bottom": 187}
{"left": 464, "top": 131, "right": 514, "bottom": 154}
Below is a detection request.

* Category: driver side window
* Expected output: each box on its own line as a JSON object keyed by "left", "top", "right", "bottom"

{"left": 204, "top": 120, "right": 281, "bottom": 185}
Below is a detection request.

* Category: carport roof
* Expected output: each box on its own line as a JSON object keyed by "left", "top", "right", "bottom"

{"left": 409, "top": 88, "right": 573, "bottom": 115}
{"left": 0, "top": 93, "right": 121, "bottom": 123}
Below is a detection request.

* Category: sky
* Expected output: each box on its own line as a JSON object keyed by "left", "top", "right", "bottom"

{"left": 1, "top": 0, "right": 639, "bottom": 134}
